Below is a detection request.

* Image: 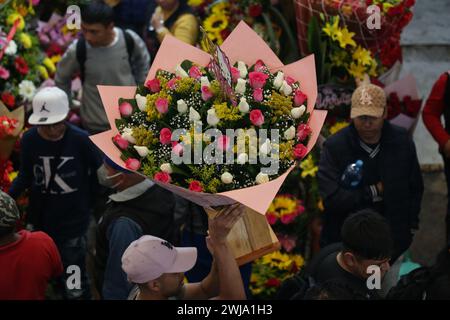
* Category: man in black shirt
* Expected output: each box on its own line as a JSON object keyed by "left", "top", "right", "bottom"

{"left": 305, "top": 209, "right": 393, "bottom": 299}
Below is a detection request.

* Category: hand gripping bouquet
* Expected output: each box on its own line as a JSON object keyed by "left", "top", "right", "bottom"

{"left": 91, "top": 22, "right": 327, "bottom": 264}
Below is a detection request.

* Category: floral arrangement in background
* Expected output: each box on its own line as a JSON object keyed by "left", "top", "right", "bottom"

{"left": 0, "top": 115, "right": 18, "bottom": 138}
{"left": 250, "top": 250, "right": 304, "bottom": 299}
{"left": 0, "top": 0, "right": 47, "bottom": 110}
{"left": 0, "top": 159, "right": 14, "bottom": 192}
{"left": 386, "top": 92, "right": 421, "bottom": 120}
{"left": 37, "top": 12, "right": 80, "bottom": 76}
{"left": 113, "top": 58, "right": 312, "bottom": 193}
{"left": 266, "top": 194, "right": 304, "bottom": 226}
{"left": 321, "top": 16, "right": 380, "bottom": 82}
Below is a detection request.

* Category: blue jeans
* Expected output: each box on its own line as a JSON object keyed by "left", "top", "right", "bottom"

{"left": 181, "top": 229, "right": 252, "bottom": 297}
{"left": 55, "top": 235, "right": 91, "bottom": 300}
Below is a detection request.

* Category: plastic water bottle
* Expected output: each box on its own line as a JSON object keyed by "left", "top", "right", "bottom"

{"left": 341, "top": 160, "right": 363, "bottom": 188}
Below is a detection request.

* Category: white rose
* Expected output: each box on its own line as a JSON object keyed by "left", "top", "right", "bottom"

{"left": 238, "top": 97, "right": 249, "bottom": 113}
{"left": 273, "top": 71, "right": 284, "bottom": 89}
{"left": 237, "top": 153, "right": 249, "bottom": 165}
{"left": 5, "top": 40, "right": 17, "bottom": 56}
{"left": 221, "top": 172, "right": 233, "bottom": 184}
{"left": 237, "top": 61, "right": 248, "bottom": 78}
{"left": 177, "top": 99, "right": 188, "bottom": 114}
{"left": 135, "top": 94, "right": 147, "bottom": 112}
{"left": 206, "top": 108, "right": 220, "bottom": 126}
{"left": 280, "top": 80, "right": 292, "bottom": 96}
{"left": 18, "top": 80, "right": 36, "bottom": 101}
{"left": 235, "top": 78, "right": 247, "bottom": 95}
{"left": 175, "top": 64, "right": 189, "bottom": 78}
{"left": 284, "top": 126, "right": 296, "bottom": 140}
{"left": 133, "top": 146, "right": 150, "bottom": 158}
{"left": 255, "top": 172, "right": 270, "bottom": 185}
{"left": 122, "top": 127, "right": 136, "bottom": 144}
{"left": 291, "top": 105, "right": 306, "bottom": 119}
{"left": 160, "top": 163, "right": 173, "bottom": 174}
{"left": 200, "top": 76, "right": 210, "bottom": 88}
{"left": 260, "top": 139, "right": 271, "bottom": 155}
{"left": 189, "top": 107, "right": 201, "bottom": 122}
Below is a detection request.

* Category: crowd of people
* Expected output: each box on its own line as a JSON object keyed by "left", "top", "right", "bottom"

{"left": 0, "top": 0, "right": 449, "bottom": 301}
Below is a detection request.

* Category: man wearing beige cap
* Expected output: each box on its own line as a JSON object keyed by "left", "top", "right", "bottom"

{"left": 122, "top": 204, "right": 246, "bottom": 300}
{"left": 318, "top": 84, "right": 424, "bottom": 262}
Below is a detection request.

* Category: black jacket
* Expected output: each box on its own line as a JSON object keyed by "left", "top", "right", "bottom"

{"left": 318, "top": 121, "right": 424, "bottom": 259}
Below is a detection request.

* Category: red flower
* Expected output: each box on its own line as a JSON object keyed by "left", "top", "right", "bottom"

{"left": 189, "top": 180, "right": 203, "bottom": 192}
{"left": 248, "top": 3, "right": 263, "bottom": 17}
{"left": 249, "top": 109, "right": 264, "bottom": 127}
{"left": 189, "top": 66, "right": 202, "bottom": 79}
{"left": 388, "top": 4, "right": 404, "bottom": 16}
{"left": 46, "top": 43, "right": 64, "bottom": 57}
{"left": 145, "top": 78, "right": 161, "bottom": 93}
{"left": 266, "top": 212, "right": 278, "bottom": 225}
{"left": 265, "top": 278, "right": 281, "bottom": 288}
{"left": 1, "top": 92, "right": 15, "bottom": 108}
{"left": 296, "top": 124, "right": 312, "bottom": 141}
{"left": 159, "top": 128, "right": 172, "bottom": 145}
{"left": 398, "top": 11, "right": 413, "bottom": 30}
{"left": 220, "top": 28, "right": 231, "bottom": 40}
{"left": 249, "top": 71, "right": 269, "bottom": 89}
{"left": 405, "top": 0, "right": 415, "bottom": 8}
{"left": 113, "top": 134, "right": 129, "bottom": 150}
{"left": 253, "top": 88, "right": 263, "bottom": 102}
{"left": 125, "top": 158, "right": 141, "bottom": 171}
{"left": 231, "top": 67, "right": 240, "bottom": 82}
{"left": 154, "top": 172, "right": 171, "bottom": 183}
{"left": 293, "top": 144, "right": 308, "bottom": 159}
{"left": 14, "top": 57, "right": 29, "bottom": 75}
{"left": 294, "top": 90, "right": 307, "bottom": 106}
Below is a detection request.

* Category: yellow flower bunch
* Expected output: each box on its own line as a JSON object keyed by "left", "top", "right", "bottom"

{"left": 7, "top": 12, "right": 25, "bottom": 30}
{"left": 322, "top": 16, "right": 356, "bottom": 49}
{"left": 267, "top": 195, "right": 299, "bottom": 218}
{"left": 43, "top": 57, "right": 56, "bottom": 73}
{"left": 329, "top": 121, "right": 349, "bottom": 135}
{"left": 214, "top": 102, "right": 242, "bottom": 122}
{"left": 18, "top": 32, "right": 32, "bottom": 49}
{"left": 187, "top": 0, "right": 205, "bottom": 6}
{"left": 300, "top": 154, "right": 318, "bottom": 178}
{"left": 37, "top": 65, "right": 49, "bottom": 79}
{"left": 175, "top": 77, "right": 200, "bottom": 95}
{"left": 132, "top": 126, "right": 158, "bottom": 146}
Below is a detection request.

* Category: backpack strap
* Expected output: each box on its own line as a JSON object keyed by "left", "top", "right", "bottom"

{"left": 122, "top": 28, "right": 135, "bottom": 68}
{"left": 76, "top": 37, "right": 87, "bottom": 83}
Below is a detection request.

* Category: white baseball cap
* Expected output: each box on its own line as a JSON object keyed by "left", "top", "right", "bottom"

{"left": 122, "top": 235, "right": 197, "bottom": 284}
{"left": 29, "top": 87, "right": 69, "bottom": 125}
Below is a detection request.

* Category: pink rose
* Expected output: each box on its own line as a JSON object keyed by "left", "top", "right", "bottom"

{"left": 294, "top": 89, "right": 307, "bottom": 106}
{"left": 248, "top": 71, "right": 269, "bottom": 89}
{"left": 201, "top": 86, "right": 214, "bottom": 101}
{"left": 172, "top": 142, "right": 184, "bottom": 156}
{"left": 154, "top": 172, "right": 171, "bottom": 183}
{"left": 159, "top": 128, "right": 172, "bottom": 145}
{"left": 0, "top": 67, "right": 10, "bottom": 80}
{"left": 119, "top": 102, "right": 133, "bottom": 117}
{"left": 189, "top": 66, "right": 202, "bottom": 79}
{"left": 249, "top": 109, "right": 264, "bottom": 127}
{"left": 217, "top": 135, "right": 231, "bottom": 151}
{"left": 231, "top": 67, "right": 240, "bottom": 82}
{"left": 189, "top": 180, "right": 203, "bottom": 192}
{"left": 125, "top": 158, "right": 141, "bottom": 171}
{"left": 113, "top": 134, "right": 129, "bottom": 150}
{"left": 281, "top": 213, "right": 297, "bottom": 225}
{"left": 167, "top": 77, "right": 180, "bottom": 90}
{"left": 155, "top": 97, "right": 169, "bottom": 114}
{"left": 286, "top": 76, "right": 296, "bottom": 86}
{"left": 266, "top": 212, "right": 278, "bottom": 225}
{"left": 32, "top": 0, "right": 40, "bottom": 6}
{"left": 293, "top": 144, "right": 308, "bottom": 159}
{"left": 253, "top": 88, "right": 263, "bottom": 102}
{"left": 297, "top": 124, "right": 312, "bottom": 141}
{"left": 254, "top": 60, "right": 266, "bottom": 73}
{"left": 145, "top": 78, "right": 161, "bottom": 93}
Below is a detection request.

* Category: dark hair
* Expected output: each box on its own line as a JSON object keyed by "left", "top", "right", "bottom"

{"left": 341, "top": 209, "right": 393, "bottom": 260}
{"left": 304, "top": 280, "right": 369, "bottom": 300}
{"left": 81, "top": 1, "right": 114, "bottom": 26}
{"left": 0, "top": 225, "right": 15, "bottom": 238}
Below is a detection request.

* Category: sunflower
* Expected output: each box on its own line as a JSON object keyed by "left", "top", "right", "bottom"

{"left": 203, "top": 13, "right": 228, "bottom": 34}
{"left": 211, "top": 1, "right": 230, "bottom": 15}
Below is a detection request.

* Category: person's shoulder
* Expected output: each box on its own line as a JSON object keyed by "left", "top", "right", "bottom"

{"left": 384, "top": 122, "right": 410, "bottom": 143}
{"left": 67, "top": 123, "right": 90, "bottom": 139}
{"left": 23, "top": 231, "right": 57, "bottom": 249}
{"left": 123, "top": 28, "right": 143, "bottom": 44}
{"left": 21, "top": 127, "right": 39, "bottom": 143}
{"left": 323, "top": 126, "right": 353, "bottom": 149}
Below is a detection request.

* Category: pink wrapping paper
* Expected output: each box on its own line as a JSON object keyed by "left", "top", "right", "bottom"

{"left": 90, "top": 21, "right": 327, "bottom": 215}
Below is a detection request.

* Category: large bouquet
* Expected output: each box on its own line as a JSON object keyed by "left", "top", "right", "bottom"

{"left": 91, "top": 22, "right": 326, "bottom": 218}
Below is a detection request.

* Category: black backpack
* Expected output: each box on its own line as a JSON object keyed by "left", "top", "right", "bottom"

{"left": 386, "top": 267, "right": 435, "bottom": 300}
{"left": 76, "top": 28, "right": 135, "bottom": 82}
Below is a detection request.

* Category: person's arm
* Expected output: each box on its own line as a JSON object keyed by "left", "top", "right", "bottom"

{"left": 317, "top": 143, "right": 371, "bottom": 215}
{"left": 156, "top": 14, "right": 198, "bottom": 45}
{"left": 54, "top": 41, "right": 79, "bottom": 105}
{"left": 102, "top": 217, "right": 143, "bottom": 300}
{"left": 45, "top": 234, "right": 64, "bottom": 278}
{"left": 127, "top": 30, "right": 151, "bottom": 84}
{"left": 9, "top": 133, "right": 32, "bottom": 198}
{"left": 181, "top": 204, "right": 246, "bottom": 300}
{"left": 422, "top": 73, "right": 449, "bottom": 150}
{"left": 408, "top": 139, "right": 424, "bottom": 230}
